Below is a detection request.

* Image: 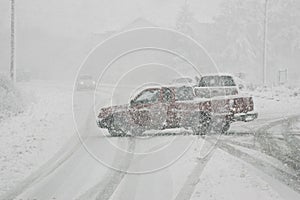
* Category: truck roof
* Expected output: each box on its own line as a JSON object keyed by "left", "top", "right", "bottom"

{"left": 200, "top": 73, "right": 234, "bottom": 77}
{"left": 129, "top": 85, "right": 194, "bottom": 100}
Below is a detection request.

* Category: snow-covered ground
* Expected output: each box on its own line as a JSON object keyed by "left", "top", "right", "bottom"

{"left": 0, "top": 81, "right": 74, "bottom": 196}
{"left": 190, "top": 149, "right": 300, "bottom": 200}
{"left": 228, "top": 85, "right": 300, "bottom": 134}
{"left": 246, "top": 86, "right": 300, "bottom": 119}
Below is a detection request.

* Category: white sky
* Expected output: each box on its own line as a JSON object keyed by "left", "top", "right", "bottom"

{"left": 0, "top": 0, "right": 223, "bottom": 38}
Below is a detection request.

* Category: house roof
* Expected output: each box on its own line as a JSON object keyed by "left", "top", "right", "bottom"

{"left": 121, "top": 17, "right": 157, "bottom": 31}
{"left": 91, "top": 17, "right": 158, "bottom": 42}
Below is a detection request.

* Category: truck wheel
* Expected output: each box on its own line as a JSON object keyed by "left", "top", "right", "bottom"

{"left": 212, "top": 120, "right": 231, "bottom": 134}
{"left": 108, "top": 114, "right": 128, "bottom": 137}
{"left": 192, "top": 123, "right": 211, "bottom": 135}
{"left": 108, "top": 128, "right": 126, "bottom": 137}
{"left": 130, "top": 125, "right": 146, "bottom": 136}
{"left": 191, "top": 112, "right": 211, "bottom": 135}
{"left": 221, "top": 121, "right": 231, "bottom": 134}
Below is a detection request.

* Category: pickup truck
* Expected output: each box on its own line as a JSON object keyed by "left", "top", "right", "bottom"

{"left": 97, "top": 74, "right": 257, "bottom": 136}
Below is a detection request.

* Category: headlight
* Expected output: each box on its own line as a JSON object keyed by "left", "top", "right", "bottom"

{"left": 80, "top": 81, "right": 84, "bottom": 84}
{"left": 92, "top": 81, "right": 96, "bottom": 85}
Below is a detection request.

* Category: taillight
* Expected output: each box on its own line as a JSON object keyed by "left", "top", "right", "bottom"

{"left": 248, "top": 97, "right": 254, "bottom": 111}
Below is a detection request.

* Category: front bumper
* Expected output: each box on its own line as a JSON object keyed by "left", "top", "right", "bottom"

{"left": 96, "top": 117, "right": 111, "bottom": 129}
{"left": 233, "top": 112, "right": 258, "bottom": 122}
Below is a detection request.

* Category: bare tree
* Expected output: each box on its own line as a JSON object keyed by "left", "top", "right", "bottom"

{"left": 175, "top": 1, "right": 194, "bottom": 37}
{"left": 215, "top": 0, "right": 300, "bottom": 83}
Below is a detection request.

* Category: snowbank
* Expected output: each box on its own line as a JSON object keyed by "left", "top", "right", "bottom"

{"left": 0, "top": 81, "right": 74, "bottom": 196}
{"left": 191, "top": 149, "right": 300, "bottom": 200}
{"left": 0, "top": 74, "right": 25, "bottom": 120}
{"left": 237, "top": 85, "right": 300, "bottom": 119}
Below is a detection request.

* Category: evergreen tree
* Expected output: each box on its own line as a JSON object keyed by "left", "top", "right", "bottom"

{"left": 175, "top": 1, "right": 194, "bottom": 37}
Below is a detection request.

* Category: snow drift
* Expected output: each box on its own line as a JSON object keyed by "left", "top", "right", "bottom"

{"left": 0, "top": 74, "right": 24, "bottom": 120}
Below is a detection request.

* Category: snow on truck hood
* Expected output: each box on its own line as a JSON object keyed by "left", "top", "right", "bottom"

{"left": 98, "top": 104, "right": 128, "bottom": 118}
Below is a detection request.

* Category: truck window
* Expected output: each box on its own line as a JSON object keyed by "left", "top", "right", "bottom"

{"left": 162, "top": 88, "right": 173, "bottom": 102}
{"left": 134, "top": 89, "right": 160, "bottom": 104}
{"left": 198, "top": 76, "right": 236, "bottom": 87}
{"left": 174, "top": 86, "right": 194, "bottom": 101}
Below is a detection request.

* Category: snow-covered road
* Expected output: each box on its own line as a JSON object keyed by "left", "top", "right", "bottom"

{"left": 2, "top": 86, "right": 300, "bottom": 200}
{"left": 6, "top": 118, "right": 300, "bottom": 200}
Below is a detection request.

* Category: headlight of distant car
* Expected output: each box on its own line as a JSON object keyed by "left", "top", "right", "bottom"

{"left": 80, "top": 81, "right": 84, "bottom": 85}
{"left": 92, "top": 81, "right": 96, "bottom": 85}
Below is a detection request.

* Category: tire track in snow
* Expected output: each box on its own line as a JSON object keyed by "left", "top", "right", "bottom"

{"left": 174, "top": 142, "right": 216, "bottom": 200}
{"left": 1, "top": 107, "right": 97, "bottom": 200}
{"left": 217, "top": 140, "right": 300, "bottom": 193}
{"left": 78, "top": 136, "right": 191, "bottom": 200}
{"left": 219, "top": 116, "right": 300, "bottom": 194}
{"left": 77, "top": 137, "right": 136, "bottom": 200}
{"left": 174, "top": 116, "right": 300, "bottom": 200}
{"left": 106, "top": 137, "right": 181, "bottom": 200}
{"left": 280, "top": 119, "right": 300, "bottom": 174}
{"left": 255, "top": 116, "right": 300, "bottom": 174}
{"left": 95, "top": 138, "right": 136, "bottom": 200}
{"left": 220, "top": 138, "right": 257, "bottom": 150}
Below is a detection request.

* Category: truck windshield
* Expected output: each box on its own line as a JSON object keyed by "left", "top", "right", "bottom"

{"left": 134, "top": 89, "right": 160, "bottom": 104}
{"left": 198, "top": 76, "right": 236, "bottom": 87}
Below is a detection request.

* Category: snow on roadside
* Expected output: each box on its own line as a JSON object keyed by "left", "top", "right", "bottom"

{"left": 0, "top": 81, "right": 74, "bottom": 196}
{"left": 227, "top": 143, "right": 296, "bottom": 175}
{"left": 0, "top": 74, "right": 25, "bottom": 120}
{"left": 191, "top": 149, "right": 300, "bottom": 200}
{"left": 249, "top": 86, "right": 300, "bottom": 119}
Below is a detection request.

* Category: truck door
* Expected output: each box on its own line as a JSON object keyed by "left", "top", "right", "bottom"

{"left": 130, "top": 88, "right": 162, "bottom": 129}
{"left": 147, "top": 89, "right": 169, "bottom": 129}
{"left": 161, "top": 88, "right": 178, "bottom": 128}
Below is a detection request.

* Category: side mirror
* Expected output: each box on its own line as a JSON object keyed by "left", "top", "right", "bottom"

{"left": 130, "top": 99, "right": 134, "bottom": 106}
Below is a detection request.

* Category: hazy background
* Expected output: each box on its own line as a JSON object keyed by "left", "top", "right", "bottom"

{"left": 0, "top": 0, "right": 299, "bottom": 85}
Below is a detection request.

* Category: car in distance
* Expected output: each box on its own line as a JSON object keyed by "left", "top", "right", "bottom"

{"left": 76, "top": 75, "right": 96, "bottom": 91}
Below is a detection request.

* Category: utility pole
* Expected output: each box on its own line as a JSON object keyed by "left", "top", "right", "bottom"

{"left": 10, "top": 0, "right": 16, "bottom": 82}
{"left": 262, "top": 0, "right": 269, "bottom": 85}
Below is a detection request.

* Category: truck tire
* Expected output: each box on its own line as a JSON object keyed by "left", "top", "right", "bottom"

{"left": 192, "top": 123, "right": 211, "bottom": 135}
{"left": 108, "top": 114, "right": 128, "bottom": 137}
{"left": 191, "top": 112, "right": 211, "bottom": 135}
{"left": 212, "top": 120, "right": 231, "bottom": 134}
{"left": 130, "top": 126, "right": 146, "bottom": 136}
{"left": 108, "top": 128, "right": 126, "bottom": 137}
{"left": 221, "top": 121, "right": 231, "bottom": 134}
